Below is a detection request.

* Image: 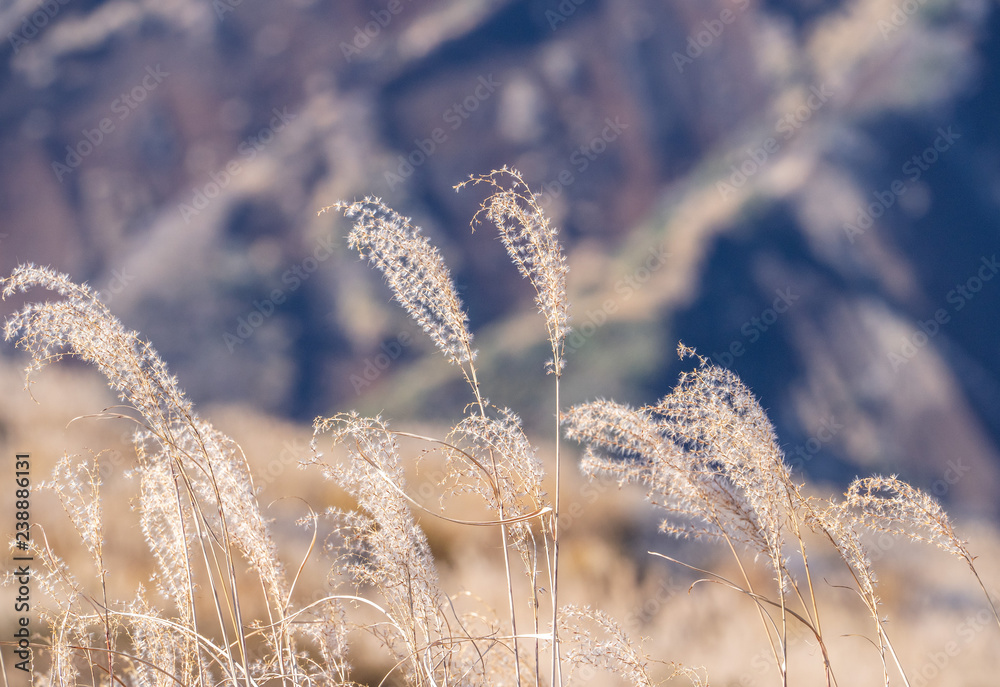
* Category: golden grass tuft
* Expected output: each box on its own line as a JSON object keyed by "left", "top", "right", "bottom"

{"left": 1, "top": 171, "right": 997, "bottom": 687}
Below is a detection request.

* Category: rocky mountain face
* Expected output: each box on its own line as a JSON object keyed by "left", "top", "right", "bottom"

{"left": 1, "top": 0, "right": 998, "bottom": 514}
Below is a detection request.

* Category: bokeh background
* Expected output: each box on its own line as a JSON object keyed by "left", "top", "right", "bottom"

{"left": 2, "top": 0, "right": 1000, "bottom": 684}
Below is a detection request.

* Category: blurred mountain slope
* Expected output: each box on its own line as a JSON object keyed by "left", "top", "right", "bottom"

{"left": 1, "top": 0, "right": 998, "bottom": 513}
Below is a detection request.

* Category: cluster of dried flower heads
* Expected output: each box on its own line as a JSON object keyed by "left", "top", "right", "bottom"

{"left": 2, "top": 169, "right": 995, "bottom": 687}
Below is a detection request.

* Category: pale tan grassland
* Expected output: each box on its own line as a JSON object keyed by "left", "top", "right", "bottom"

{"left": 1, "top": 170, "right": 998, "bottom": 686}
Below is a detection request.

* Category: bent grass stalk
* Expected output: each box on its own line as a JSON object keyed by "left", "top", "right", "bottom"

{"left": 2, "top": 170, "right": 995, "bottom": 686}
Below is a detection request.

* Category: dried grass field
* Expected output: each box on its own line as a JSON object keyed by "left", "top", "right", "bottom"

{"left": 2, "top": 174, "right": 999, "bottom": 686}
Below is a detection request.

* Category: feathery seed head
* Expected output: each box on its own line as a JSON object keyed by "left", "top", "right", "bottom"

{"left": 565, "top": 346, "right": 794, "bottom": 576}
{"left": 456, "top": 167, "right": 571, "bottom": 374}
{"left": 846, "top": 475, "right": 973, "bottom": 564}
{"left": 323, "top": 198, "right": 476, "bottom": 367}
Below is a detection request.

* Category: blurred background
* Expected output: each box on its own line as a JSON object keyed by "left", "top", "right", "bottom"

{"left": 3, "top": 0, "right": 1000, "bottom": 683}
{"left": 3, "top": 0, "right": 999, "bottom": 515}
